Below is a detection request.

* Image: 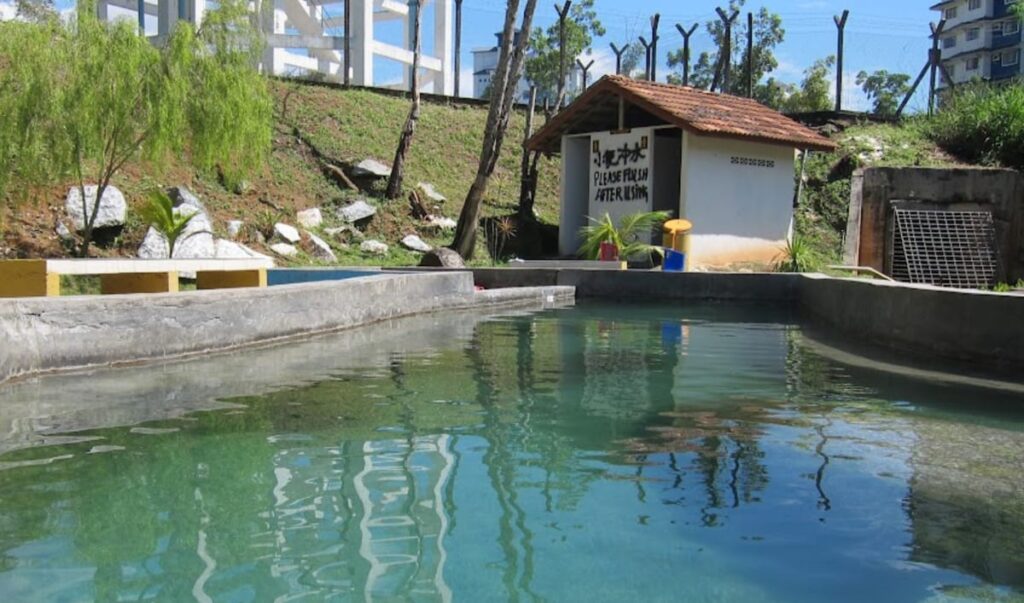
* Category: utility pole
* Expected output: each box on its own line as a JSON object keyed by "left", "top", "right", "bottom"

{"left": 555, "top": 1, "right": 572, "bottom": 108}
{"left": 454, "top": 0, "right": 463, "bottom": 96}
{"left": 343, "top": 0, "right": 351, "bottom": 85}
{"left": 897, "top": 20, "right": 947, "bottom": 118}
{"left": 577, "top": 58, "right": 595, "bottom": 89}
{"left": 639, "top": 36, "right": 653, "bottom": 80}
{"left": 746, "top": 11, "right": 754, "bottom": 97}
{"left": 610, "top": 42, "right": 630, "bottom": 75}
{"left": 928, "top": 20, "right": 945, "bottom": 115}
{"left": 834, "top": 10, "right": 849, "bottom": 112}
{"left": 675, "top": 23, "right": 698, "bottom": 86}
{"left": 650, "top": 14, "right": 661, "bottom": 82}
{"left": 716, "top": 7, "right": 740, "bottom": 93}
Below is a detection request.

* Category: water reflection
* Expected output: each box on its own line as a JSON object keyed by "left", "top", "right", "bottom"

{"left": 0, "top": 302, "right": 1022, "bottom": 602}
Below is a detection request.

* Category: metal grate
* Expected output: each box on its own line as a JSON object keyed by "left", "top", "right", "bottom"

{"left": 890, "top": 209, "right": 998, "bottom": 289}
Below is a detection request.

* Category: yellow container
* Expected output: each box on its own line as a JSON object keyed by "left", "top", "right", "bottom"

{"left": 662, "top": 219, "right": 692, "bottom": 251}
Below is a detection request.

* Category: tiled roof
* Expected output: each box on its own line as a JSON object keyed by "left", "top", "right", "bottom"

{"left": 527, "top": 75, "right": 838, "bottom": 153}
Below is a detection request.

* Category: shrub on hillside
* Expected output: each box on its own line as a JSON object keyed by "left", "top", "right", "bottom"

{"left": 927, "top": 82, "right": 1024, "bottom": 170}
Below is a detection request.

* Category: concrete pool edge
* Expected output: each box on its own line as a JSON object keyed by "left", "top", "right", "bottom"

{"left": 0, "top": 271, "right": 575, "bottom": 385}
{"left": 387, "top": 268, "right": 1024, "bottom": 371}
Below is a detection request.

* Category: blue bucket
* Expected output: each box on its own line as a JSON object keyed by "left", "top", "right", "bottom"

{"left": 664, "top": 249, "right": 686, "bottom": 272}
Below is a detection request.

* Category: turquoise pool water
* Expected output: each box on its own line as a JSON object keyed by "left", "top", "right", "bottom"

{"left": 1, "top": 303, "right": 1023, "bottom": 602}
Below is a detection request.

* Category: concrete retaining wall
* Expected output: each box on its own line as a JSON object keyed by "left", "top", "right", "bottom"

{"left": 0, "top": 272, "right": 574, "bottom": 384}
{"left": 799, "top": 274, "right": 1024, "bottom": 369}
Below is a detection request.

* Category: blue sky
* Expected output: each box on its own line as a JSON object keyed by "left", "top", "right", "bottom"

{"left": 1, "top": 0, "right": 939, "bottom": 111}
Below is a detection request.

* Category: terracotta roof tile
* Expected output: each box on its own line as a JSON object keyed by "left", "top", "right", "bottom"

{"left": 528, "top": 75, "right": 837, "bottom": 153}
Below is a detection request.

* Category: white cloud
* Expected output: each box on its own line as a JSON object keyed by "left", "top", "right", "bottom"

{"left": 839, "top": 70, "right": 872, "bottom": 112}
{"left": 0, "top": 2, "right": 19, "bottom": 21}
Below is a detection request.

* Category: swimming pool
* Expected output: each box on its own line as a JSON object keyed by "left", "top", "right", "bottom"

{"left": 0, "top": 302, "right": 1021, "bottom": 602}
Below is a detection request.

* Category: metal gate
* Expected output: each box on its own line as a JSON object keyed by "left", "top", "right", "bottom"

{"left": 890, "top": 209, "right": 998, "bottom": 289}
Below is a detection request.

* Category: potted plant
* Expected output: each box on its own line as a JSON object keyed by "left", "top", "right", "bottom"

{"left": 578, "top": 211, "right": 672, "bottom": 266}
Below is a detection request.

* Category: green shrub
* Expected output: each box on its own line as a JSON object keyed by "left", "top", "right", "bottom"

{"left": 927, "top": 82, "right": 1024, "bottom": 170}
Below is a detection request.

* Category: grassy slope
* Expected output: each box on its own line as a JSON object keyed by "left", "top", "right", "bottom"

{"left": 796, "top": 120, "right": 964, "bottom": 269}
{"left": 0, "top": 79, "right": 560, "bottom": 265}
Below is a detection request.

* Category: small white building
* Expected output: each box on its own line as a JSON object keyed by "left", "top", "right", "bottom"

{"left": 527, "top": 75, "right": 836, "bottom": 269}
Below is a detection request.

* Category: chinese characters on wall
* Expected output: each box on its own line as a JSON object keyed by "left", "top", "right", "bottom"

{"left": 589, "top": 129, "right": 655, "bottom": 231}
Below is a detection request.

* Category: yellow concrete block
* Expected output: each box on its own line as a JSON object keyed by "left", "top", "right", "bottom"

{"left": 0, "top": 260, "right": 60, "bottom": 298}
{"left": 100, "top": 272, "right": 179, "bottom": 295}
{"left": 196, "top": 269, "right": 267, "bottom": 290}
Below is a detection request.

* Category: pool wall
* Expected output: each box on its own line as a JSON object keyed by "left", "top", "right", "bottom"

{"left": 388, "top": 268, "right": 1024, "bottom": 369}
{"left": 0, "top": 272, "right": 574, "bottom": 385}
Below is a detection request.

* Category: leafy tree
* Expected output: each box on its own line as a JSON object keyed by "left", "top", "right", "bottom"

{"left": 0, "top": 0, "right": 271, "bottom": 256}
{"left": 524, "top": 0, "right": 605, "bottom": 104}
{"left": 452, "top": 0, "right": 540, "bottom": 259}
{"left": 139, "top": 190, "right": 199, "bottom": 259}
{"left": 620, "top": 43, "right": 645, "bottom": 78}
{"left": 758, "top": 77, "right": 795, "bottom": 111}
{"left": 667, "top": 0, "right": 785, "bottom": 98}
{"left": 784, "top": 56, "right": 835, "bottom": 113}
{"left": 14, "top": 0, "right": 57, "bottom": 22}
{"left": 856, "top": 69, "right": 911, "bottom": 117}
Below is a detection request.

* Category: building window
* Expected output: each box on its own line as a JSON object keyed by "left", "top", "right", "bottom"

{"left": 1004, "top": 50, "right": 1020, "bottom": 66}
{"left": 968, "top": 0, "right": 981, "bottom": 9}
{"left": 943, "top": 36, "right": 957, "bottom": 48}
{"left": 966, "top": 57, "right": 980, "bottom": 70}
{"left": 967, "top": 28, "right": 980, "bottom": 41}
{"left": 1005, "top": 20, "right": 1021, "bottom": 35}
{"left": 945, "top": 6, "right": 958, "bottom": 19}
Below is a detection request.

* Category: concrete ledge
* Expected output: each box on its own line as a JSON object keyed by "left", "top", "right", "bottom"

{"left": 799, "top": 274, "right": 1024, "bottom": 369}
{"left": 0, "top": 272, "right": 575, "bottom": 385}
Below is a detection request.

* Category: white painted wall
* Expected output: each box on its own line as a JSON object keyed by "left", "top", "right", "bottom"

{"left": 679, "top": 133, "right": 796, "bottom": 268}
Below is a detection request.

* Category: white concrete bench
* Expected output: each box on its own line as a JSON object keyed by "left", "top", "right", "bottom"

{"left": 0, "top": 258, "right": 275, "bottom": 297}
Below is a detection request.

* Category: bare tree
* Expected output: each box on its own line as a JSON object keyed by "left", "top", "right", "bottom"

{"left": 451, "top": 0, "right": 540, "bottom": 258}
{"left": 385, "top": 0, "right": 422, "bottom": 200}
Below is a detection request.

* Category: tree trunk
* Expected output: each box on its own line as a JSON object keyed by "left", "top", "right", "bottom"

{"left": 517, "top": 87, "right": 538, "bottom": 221}
{"left": 451, "top": 0, "right": 539, "bottom": 258}
{"left": 385, "top": 0, "right": 422, "bottom": 200}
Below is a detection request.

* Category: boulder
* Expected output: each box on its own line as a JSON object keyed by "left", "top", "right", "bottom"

{"left": 360, "top": 240, "right": 389, "bottom": 255}
{"left": 274, "top": 222, "right": 301, "bottom": 244}
{"left": 401, "top": 234, "right": 432, "bottom": 253}
{"left": 417, "top": 182, "right": 447, "bottom": 204}
{"left": 65, "top": 185, "right": 127, "bottom": 231}
{"left": 56, "top": 222, "right": 73, "bottom": 241}
{"left": 307, "top": 232, "right": 337, "bottom": 262}
{"left": 296, "top": 208, "right": 323, "bottom": 229}
{"left": 270, "top": 243, "right": 299, "bottom": 258}
{"left": 419, "top": 248, "right": 465, "bottom": 268}
{"left": 226, "top": 220, "right": 244, "bottom": 239}
{"left": 324, "top": 225, "right": 364, "bottom": 242}
{"left": 214, "top": 239, "right": 270, "bottom": 259}
{"left": 337, "top": 200, "right": 377, "bottom": 224}
{"left": 352, "top": 159, "right": 391, "bottom": 178}
{"left": 427, "top": 215, "right": 457, "bottom": 231}
{"left": 168, "top": 186, "right": 205, "bottom": 212}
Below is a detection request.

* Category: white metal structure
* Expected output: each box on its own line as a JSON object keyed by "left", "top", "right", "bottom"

{"left": 96, "top": 0, "right": 454, "bottom": 92}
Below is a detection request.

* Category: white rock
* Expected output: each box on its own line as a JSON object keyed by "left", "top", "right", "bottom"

{"left": 56, "top": 222, "right": 73, "bottom": 241}
{"left": 168, "top": 187, "right": 205, "bottom": 212}
{"left": 427, "top": 215, "right": 457, "bottom": 231}
{"left": 337, "top": 200, "right": 377, "bottom": 223}
{"left": 417, "top": 182, "right": 447, "bottom": 204}
{"left": 65, "top": 185, "right": 127, "bottom": 231}
{"left": 307, "top": 232, "right": 337, "bottom": 262}
{"left": 274, "top": 222, "right": 301, "bottom": 244}
{"left": 214, "top": 239, "right": 270, "bottom": 260}
{"left": 137, "top": 206, "right": 215, "bottom": 260}
{"left": 270, "top": 243, "right": 299, "bottom": 257}
{"left": 296, "top": 208, "right": 323, "bottom": 229}
{"left": 352, "top": 159, "right": 391, "bottom": 178}
{"left": 360, "top": 240, "right": 389, "bottom": 255}
{"left": 324, "top": 225, "right": 364, "bottom": 241}
{"left": 401, "top": 234, "right": 432, "bottom": 253}
{"left": 227, "top": 220, "right": 244, "bottom": 238}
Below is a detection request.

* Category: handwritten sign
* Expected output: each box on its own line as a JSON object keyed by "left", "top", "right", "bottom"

{"left": 589, "top": 129, "right": 654, "bottom": 230}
